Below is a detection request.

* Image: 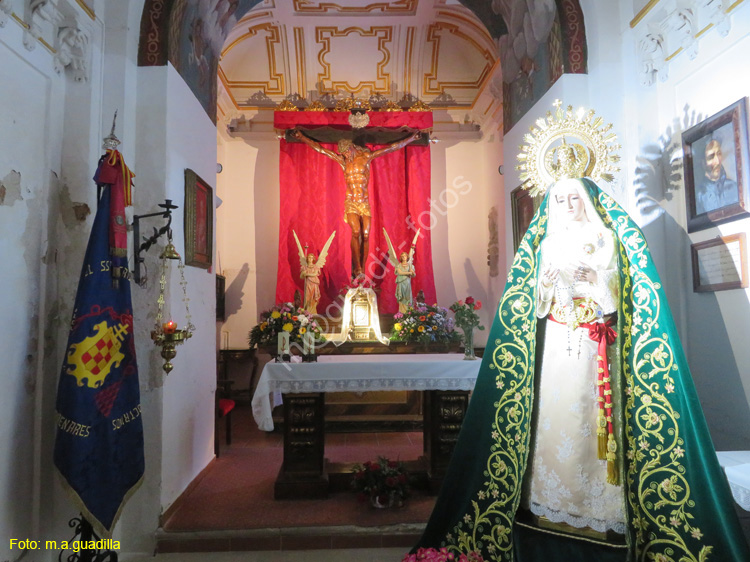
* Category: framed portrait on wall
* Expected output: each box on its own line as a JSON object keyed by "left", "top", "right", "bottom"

{"left": 691, "top": 233, "right": 748, "bottom": 292}
{"left": 184, "top": 168, "right": 213, "bottom": 269}
{"left": 511, "top": 185, "right": 541, "bottom": 251}
{"left": 681, "top": 98, "right": 750, "bottom": 232}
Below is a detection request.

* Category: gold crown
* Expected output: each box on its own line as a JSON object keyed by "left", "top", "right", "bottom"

{"left": 517, "top": 100, "right": 621, "bottom": 196}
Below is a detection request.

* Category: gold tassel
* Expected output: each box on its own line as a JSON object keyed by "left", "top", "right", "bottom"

{"left": 606, "top": 434, "right": 618, "bottom": 485}
{"left": 597, "top": 410, "right": 607, "bottom": 460}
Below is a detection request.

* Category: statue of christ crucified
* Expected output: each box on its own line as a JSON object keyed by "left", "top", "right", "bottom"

{"left": 292, "top": 128, "right": 422, "bottom": 277}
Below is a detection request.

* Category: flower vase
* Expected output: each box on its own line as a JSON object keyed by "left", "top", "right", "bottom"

{"left": 371, "top": 495, "right": 391, "bottom": 509}
{"left": 462, "top": 328, "right": 476, "bottom": 360}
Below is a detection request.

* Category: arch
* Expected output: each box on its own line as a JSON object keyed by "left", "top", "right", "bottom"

{"left": 136, "top": 0, "right": 586, "bottom": 126}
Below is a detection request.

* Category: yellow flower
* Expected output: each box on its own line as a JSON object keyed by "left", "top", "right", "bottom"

{"left": 271, "top": 311, "right": 281, "bottom": 319}
{"left": 282, "top": 323, "right": 294, "bottom": 332}
{"left": 299, "top": 327, "right": 307, "bottom": 334}
{"left": 418, "top": 325, "right": 425, "bottom": 332}
{"left": 394, "top": 323, "right": 402, "bottom": 331}
{"left": 260, "top": 322, "right": 268, "bottom": 331}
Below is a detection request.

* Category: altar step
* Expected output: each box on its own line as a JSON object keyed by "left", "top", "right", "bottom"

{"left": 155, "top": 525, "right": 423, "bottom": 554}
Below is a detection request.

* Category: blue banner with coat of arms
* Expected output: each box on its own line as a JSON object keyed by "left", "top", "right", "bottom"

{"left": 54, "top": 154, "right": 144, "bottom": 539}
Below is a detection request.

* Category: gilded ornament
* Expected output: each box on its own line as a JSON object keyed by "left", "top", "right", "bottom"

{"left": 348, "top": 111, "right": 370, "bottom": 129}
{"left": 276, "top": 99, "right": 299, "bottom": 111}
{"left": 333, "top": 97, "right": 372, "bottom": 112}
{"left": 516, "top": 99, "right": 621, "bottom": 196}
{"left": 307, "top": 100, "right": 327, "bottom": 111}
{"left": 380, "top": 100, "right": 403, "bottom": 112}
{"left": 408, "top": 99, "right": 432, "bottom": 112}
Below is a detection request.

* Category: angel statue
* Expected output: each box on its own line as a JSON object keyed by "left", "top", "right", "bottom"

{"left": 383, "top": 228, "right": 420, "bottom": 314}
{"left": 293, "top": 230, "right": 336, "bottom": 315}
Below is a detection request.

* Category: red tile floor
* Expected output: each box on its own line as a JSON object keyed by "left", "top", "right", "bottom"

{"left": 158, "top": 403, "right": 434, "bottom": 553}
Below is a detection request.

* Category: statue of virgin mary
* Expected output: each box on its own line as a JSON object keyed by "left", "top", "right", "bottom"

{"left": 407, "top": 103, "right": 750, "bottom": 562}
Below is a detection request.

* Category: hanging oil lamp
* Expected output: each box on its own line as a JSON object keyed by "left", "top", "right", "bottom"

{"left": 150, "top": 234, "right": 194, "bottom": 373}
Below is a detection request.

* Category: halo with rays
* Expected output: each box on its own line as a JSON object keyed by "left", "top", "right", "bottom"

{"left": 516, "top": 100, "right": 622, "bottom": 197}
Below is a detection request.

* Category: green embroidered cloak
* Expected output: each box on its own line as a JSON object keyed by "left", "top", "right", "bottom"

{"left": 414, "top": 179, "right": 750, "bottom": 562}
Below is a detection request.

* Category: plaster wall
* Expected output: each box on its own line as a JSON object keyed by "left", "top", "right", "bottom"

{"left": 216, "top": 135, "right": 279, "bottom": 350}
{"left": 216, "top": 130, "right": 502, "bottom": 348}
{"left": 158, "top": 64, "right": 218, "bottom": 508}
{"left": 0, "top": 22, "right": 60, "bottom": 562}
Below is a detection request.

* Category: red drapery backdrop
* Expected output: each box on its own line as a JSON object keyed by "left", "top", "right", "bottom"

{"left": 274, "top": 111, "right": 436, "bottom": 317}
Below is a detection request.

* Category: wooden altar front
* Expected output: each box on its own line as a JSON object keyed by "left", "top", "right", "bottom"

{"left": 251, "top": 354, "right": 479, "bottom": 499}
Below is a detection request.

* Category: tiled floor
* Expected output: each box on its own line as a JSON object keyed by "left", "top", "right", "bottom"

{"left": 157, "top": 403, "right": 431, "bottom": 557}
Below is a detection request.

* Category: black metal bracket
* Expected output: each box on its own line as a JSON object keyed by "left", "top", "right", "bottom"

{"left": 132, "top": 199, "right": 179, "bottom": 286}
{"left": 58, "top": 516, "right": 118, "bottom": 562}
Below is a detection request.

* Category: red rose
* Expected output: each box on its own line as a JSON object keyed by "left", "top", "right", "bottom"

{"left": 388, "top": 460, "right": 399, "bottom": 468}
{"left": 465, "top": 296, "right": 475, "bottom": 305}
{"left": 475, "top": 301, "right": 482, "bottom": 310}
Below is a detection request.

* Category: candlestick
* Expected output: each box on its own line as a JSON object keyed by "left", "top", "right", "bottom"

{"left": 277, "top": 332, "right": 290, "bottom": 358}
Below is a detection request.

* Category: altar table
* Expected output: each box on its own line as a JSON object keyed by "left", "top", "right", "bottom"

{"left": 717, "top": 450, "right": 750, "bottom": 512}
{"left": 250, "top": 354, "right": 481, "bottom": 499}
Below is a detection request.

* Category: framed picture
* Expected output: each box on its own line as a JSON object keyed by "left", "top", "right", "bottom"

{"left": 511, "top": 185, "right": 541, "bottom": 251}
{"left": 681, "top": 98, "right": 750, "bottom": 232}
{"left": 691, "top": 233, "right": 748, "bottom": 292}
{"left": 184, "top": 168, "right": 213, "bottom": 269}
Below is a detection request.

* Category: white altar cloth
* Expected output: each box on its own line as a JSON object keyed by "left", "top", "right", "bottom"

{"left": 251, "top": 354, "right": 480, "bottom": 431}
{"left": 717, "top": 450, "right": 750, "bottom": 511}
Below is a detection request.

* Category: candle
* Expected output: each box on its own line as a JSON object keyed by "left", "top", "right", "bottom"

{"left": 303, "top": 331, "right": 314, "bottom": 355}
{"left": 277, "top": 332, "right": 290, "bottom": 356}
{"left": 163, "top": 321, "right": 177, "bottom": 334}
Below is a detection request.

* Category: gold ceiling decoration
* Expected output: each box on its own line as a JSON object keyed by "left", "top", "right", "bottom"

{"left": 517, "top": 100, "right": 621, "bottom": 197}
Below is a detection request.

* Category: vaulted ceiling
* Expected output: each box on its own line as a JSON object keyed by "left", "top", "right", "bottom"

{"left": 216, "top": 0, "right": 503, "bottom": 128}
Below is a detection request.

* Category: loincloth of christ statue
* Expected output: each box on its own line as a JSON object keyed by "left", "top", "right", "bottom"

{"left": 292, "top": 128, "right": 422, "bottom": 277}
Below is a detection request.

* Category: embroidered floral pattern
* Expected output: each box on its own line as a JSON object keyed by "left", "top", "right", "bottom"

{"left": 598, "top": 191, "right": 710, "bottom": 562}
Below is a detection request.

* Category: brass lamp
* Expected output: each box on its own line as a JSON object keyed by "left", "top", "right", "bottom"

{"left": 151, "top": 235, "right": 194, "bottom": 373}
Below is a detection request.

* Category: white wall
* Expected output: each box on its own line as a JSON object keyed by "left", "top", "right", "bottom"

{"left": 157, "top": 64, "right": 218, "bottom": 508}
{"left": 216, "top": 134, "right": 279, "bottom": 350}
{"left": 0, "top": 19, "right": 63, "bottom": 562}
{"left": 216, "top": 128, "right": 503, "bottom": 347}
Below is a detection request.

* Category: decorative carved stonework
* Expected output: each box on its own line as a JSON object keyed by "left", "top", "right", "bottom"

{"left": 54, "top": 25, "right": 90, "bottom": 81}
{"left": 0, "top": 0, "right": 11, "bottom": 28}
{"left": 633, "top": 0, "right": 737, "bottom": 86}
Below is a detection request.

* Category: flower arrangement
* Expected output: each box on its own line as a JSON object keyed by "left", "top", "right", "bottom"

{"left": 401, "top": 548, "right": 484, "bottom": 562}
{"left": 390, "top": 304, "right": 459, "bottom": 345}
{"left": 248, "top": 302, "right": 325, "bottom": 347}
{"left": 351, "top": 457, "right": 409, "bottom": 507}
{"left": 450, "top": 297, "right": 485, "bottom": 333}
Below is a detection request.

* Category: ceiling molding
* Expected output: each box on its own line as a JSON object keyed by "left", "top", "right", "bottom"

{"left": 316, "top": 26, "right": 393, "bottom": 94}
{"left": 292, "top": 0, "right": 417, "bottom": 16}
{"left": 422, "top": 21, "right": 495, "bottom": 96}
